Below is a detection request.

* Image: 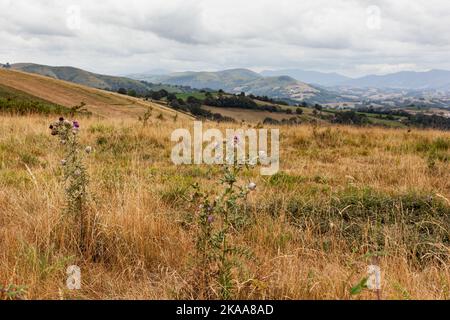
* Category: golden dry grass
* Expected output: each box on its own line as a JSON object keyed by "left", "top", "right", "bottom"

{"left": 0, "top": 114, "right": 449, "bottom": 300}
{"left": 0, "top": 69, "right": 191, "bottom": 119}
{"left": 202, "top": 106, "right": 296, "bottom": 122}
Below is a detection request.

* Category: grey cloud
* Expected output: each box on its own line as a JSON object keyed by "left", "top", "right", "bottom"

{"left": 0, "top": 0, "right": 76, "bottom": 37}
{"left": 0, "top": 0, "right": 449, "bottom": 77}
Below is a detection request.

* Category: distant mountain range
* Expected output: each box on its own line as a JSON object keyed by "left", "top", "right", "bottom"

{"left": 261, "top": 68, "right": 450, "bottom": 90}
{"left": 10, "top": 63, "right": 339, "bottom": 103}
{"left": 342, "top": 69, "right": 450, "bottom": 90}
{"left": 130, "top": 68, "right": 340, "bottom": 103}
{"left": 8, "top": 63, "right": 450, "bottom": 106}
{"left": 131, "top": 67, "right": 450, "bottom": 102}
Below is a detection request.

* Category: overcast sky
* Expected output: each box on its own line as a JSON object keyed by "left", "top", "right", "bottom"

{"left": 0, "top": 0, "right": 449, "bottom": 77}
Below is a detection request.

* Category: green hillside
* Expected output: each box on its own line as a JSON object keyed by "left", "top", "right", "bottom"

{"left": 144, "top": 68, "right": 262, "bottom": 91}
{"left": 133, "top": 69, "right": 341, "bottom": 104}
{"left": 11, "top": 63, "right": 181, "bottom": 95}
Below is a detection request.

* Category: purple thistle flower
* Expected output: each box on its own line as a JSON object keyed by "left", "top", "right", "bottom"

{"left": 207, "top": 215, "right": 215, "bottom": 224}
{"left": 73, "top": 121, "right": 80, "bottom": 129}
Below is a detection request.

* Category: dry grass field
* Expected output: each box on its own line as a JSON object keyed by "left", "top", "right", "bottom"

{"left": 203, "top": 105, "right": 309, "bottom": 123}
{"left": 1, "top": 111, "right": 449, "bottom": 300}
{"left": 0, "top": 69, "right": 187, "bottom": 119}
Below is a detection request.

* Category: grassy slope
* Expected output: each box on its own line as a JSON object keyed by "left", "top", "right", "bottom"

{"left": 0, "top": 84, "right": 70, "bottom": 115}
{"left": 0, "top": 115, "right": 449, "bottom": 299}
{"left": 150, "top": 68, "right": 262, "bottom": 91}
{"left": 12, "top": 63, "right": 151, "bottom": 93}
{"left": 0, "top": 69, "right": 192, "bottom": 119}
{"left": 0, "top": 83, "right": 61, "bottom": 104}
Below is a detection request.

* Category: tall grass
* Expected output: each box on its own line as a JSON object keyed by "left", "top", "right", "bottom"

{"left": 0, "top": 115, "right": 449, "bottom": 300}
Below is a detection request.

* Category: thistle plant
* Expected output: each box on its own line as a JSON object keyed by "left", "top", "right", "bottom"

{"left": 190, "top": 160, "right": 256, "bottom": 299}
{"left": 69, "top": 101, "right": 89, "bottom": 117}
{"left": 0, "top": 284, "right": 27, "bottom": 300}
{"left": 49, "top": 117, "right": 91, "bottom": 253}
{"left": 138, "top": 106, "right": 153, "bottom": 127}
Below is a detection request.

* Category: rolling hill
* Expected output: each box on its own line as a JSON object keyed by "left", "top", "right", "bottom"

{"left": 0, "top": 68, "right": 191, "bottom": 119}
{"left": 139, "top": 68, "right": 262, "bottom": 91}
{"left": 261, "top": 69, "right": 351, "bottom": 86}
{"left": 341, "top": 69, "right": 450, "bottom": 90}
{"left": 131, "top": 69, "right": 340, "bottom": 104}
{"left": 235, "top": 75, "right": 320, "bottom": 101}
{"left": 10, "top": 63, "right": 181, "bottom": 95}
{"left": 260, "top": 69, "right": 450, "bottom": 91}
{"left": 0, "top": 82, "right": 71, "bottom": 115}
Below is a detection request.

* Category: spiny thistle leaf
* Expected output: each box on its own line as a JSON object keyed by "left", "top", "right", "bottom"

{"left": 350, "top": 277, "right": 369, "bottom": 295}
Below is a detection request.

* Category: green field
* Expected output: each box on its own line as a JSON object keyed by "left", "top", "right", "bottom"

{"left": 175, "top": 92, "right": 219, "bottom": 101}
{"left": 321, "top": 108, "right": 407, "bottom": 128}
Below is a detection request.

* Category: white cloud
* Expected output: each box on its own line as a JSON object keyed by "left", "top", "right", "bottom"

{"left": 354, "top": 63, "right": 427, "bottom": 75}
{"left": 0, "top": 0, "right": 449, "bottom": 76}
